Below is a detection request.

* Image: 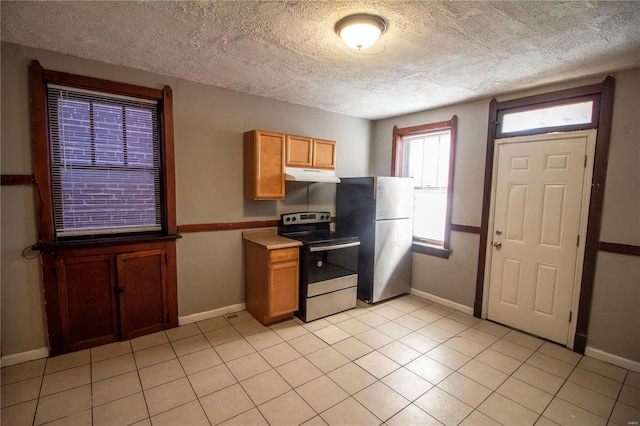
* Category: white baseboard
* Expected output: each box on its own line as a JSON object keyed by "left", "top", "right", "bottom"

{"left": 0, "top": 303, "right": 247, "bottom": 367}
{"left": 178, "top": 303, "right": 247, "bottom": 326}
{"left": 410, "top": 288, "right": 474, "bottom": 316}
{"left": 1, "top": 347, "right": 49, "bottom": 368}
{"left": 585, "top": 346, "right": 640, "bottom": 373}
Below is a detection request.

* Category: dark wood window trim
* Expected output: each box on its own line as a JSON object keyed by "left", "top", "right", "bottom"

{"left": 29, "top": 60, "right": 177, "bottom": 246}
{"left": 474, "top": 76, "right": 615, "bottom": 354}
{"left": 30, "top": 61, "right": 179, "bottom": 355}
{"left": 392, "top": 116, "right": 458, "bottom": 256}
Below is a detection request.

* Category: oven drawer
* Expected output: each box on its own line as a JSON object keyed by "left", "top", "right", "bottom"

{"left": 269, "top": 247, "right": 299, "bottom": 263}
{"left": 307, "top": 274, "right": 357, "bottom": 297}
{"left": 305, "top": 286, "right": 357, "bottom": 322}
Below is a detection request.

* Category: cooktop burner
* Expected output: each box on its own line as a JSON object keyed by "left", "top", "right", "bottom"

{"left": 278, "top": 212, "right": 358, "bottom": 246}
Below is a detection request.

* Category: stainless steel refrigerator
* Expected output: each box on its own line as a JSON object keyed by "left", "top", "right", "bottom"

{"left": 336, "top": 177, "right": 414, "bottom": 303}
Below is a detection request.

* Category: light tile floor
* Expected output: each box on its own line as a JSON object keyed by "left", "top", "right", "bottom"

{"left": 2, "top": 295, "right": 639, "bottom": 425}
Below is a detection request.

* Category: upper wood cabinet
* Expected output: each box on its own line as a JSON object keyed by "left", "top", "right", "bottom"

{"left": 286, "top": 135, "right": 336, "bottom": 170}
{"left": 244, "top": 130, "right": 286, "bottom": 200}
{"left": 285, "top": 135, "right": 313, "bottom": 167}
{"left": 311, "top": 138, "right": 337, "bottom": 170}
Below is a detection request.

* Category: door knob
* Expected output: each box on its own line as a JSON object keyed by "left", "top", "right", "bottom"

{"left": 493, "top": 241, "right": 502, "bottom": 249}
{"left": 495, "top": 229, "right": 503, "bottom": 235}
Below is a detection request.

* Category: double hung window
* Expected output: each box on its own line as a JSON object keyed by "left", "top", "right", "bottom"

{"left": 402, "top": 130, "right": 451, "bottom": 244}
{"left": 48, "top": 85, "right": 162, "bottom": 238}
{"left": 392, "top": 116, "right": 457, "bottom": 256}
{"left": 30, "top": 61, "right": 176, "bottom": 244}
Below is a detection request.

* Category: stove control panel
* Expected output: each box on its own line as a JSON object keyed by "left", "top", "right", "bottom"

{"left": 281, "top": 212, "right": 332, "bottom": 225}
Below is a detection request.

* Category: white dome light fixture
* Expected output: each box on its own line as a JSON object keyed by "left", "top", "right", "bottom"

{"left": 335, "top": 14, "right": 387, "bottom": 50}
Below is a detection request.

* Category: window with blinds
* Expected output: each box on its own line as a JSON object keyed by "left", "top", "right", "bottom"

{"left": 47, "top": 84, "right": 162, "bottom": 237}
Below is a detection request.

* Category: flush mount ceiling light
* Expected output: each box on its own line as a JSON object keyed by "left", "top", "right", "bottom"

{"left": 335, "top": 14, "right": 387, "bottom": 50}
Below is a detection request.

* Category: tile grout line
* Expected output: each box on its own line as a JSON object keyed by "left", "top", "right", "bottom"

{"left": 606, "top": 367, "right": 628, "bottom": 425}
{"left": 169, "top": 327, "right": 221, "bottom": 426}
{"left": 31, "top": 357, "right": 47, "bottom": 426}
{"left": 4, "top": 297, "right": 633, "bottom": 426}
{"left": 415, "top": 318, "right": 550, "bottom": 426}
{"left": 486, "top": 338, "right": 565, "bottom": 426}
{"left": 133, "top": 331, "right": 165, "bottom": 425}
{"left": 89, "top": 348, "right": 94, "bottom": 426}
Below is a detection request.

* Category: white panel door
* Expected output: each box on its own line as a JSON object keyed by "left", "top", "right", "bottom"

{"left": 487, "top": 134, "right": 588, "bottom": 344}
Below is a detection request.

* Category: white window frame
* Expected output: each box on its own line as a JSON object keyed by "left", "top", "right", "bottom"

{"left": 392, "top": 116, "right": 457, "bottom": 258}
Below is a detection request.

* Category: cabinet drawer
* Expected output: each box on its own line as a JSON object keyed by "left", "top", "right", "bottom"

{"left": 269, "top": 247, "right": 299, "bottom": 263}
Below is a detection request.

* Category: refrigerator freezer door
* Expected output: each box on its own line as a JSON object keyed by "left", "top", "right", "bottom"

{"left": 375, "top": 177, "right": 414, "bottom": 221}
{"left": 372, "top": 217, "right": 413, "bottom": 302}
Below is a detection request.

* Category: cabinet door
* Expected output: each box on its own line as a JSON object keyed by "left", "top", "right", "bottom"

{"left": 269, "top": 259, "right": 299, "bottom": 317}
{"left": 117, "top": 249, "right": 168, "bottom": 340}
{"left": 312, "top": 139, "right": 336, "bottom": 169}
{"left": 286, "top": 135, "right": 313, "bottom": 167}
{"left": 58, "top": 254, "right": 119, "bottom": 352}
{"left": 244, "top": 130, "right": 285, "bottom": 200}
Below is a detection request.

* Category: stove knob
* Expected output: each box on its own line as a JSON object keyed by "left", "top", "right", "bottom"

{"left": 285, "top": 217, "right": 290, "bottom": 222}
{"left": 292, "top": 217, "right": 296, "bottom": 222}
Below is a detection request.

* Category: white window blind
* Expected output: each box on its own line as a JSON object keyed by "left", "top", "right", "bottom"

{"left": 47, "top": 84, "right": 162, "bottom": 237}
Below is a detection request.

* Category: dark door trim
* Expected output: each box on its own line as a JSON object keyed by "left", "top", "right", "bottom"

{"left": 474, "top": 76, "right": 615, "bottom": 353}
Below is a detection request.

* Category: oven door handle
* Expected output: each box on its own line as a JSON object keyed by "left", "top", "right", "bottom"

{"left": 309, "top": 241, "right": 360, "bottom": 252}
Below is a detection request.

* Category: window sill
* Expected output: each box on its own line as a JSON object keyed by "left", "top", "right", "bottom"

{"left": 412, "top": 242, "right": 451, "bottom": 259}
{"left": 35, "top": 233, "right": 181, "bottom": 252}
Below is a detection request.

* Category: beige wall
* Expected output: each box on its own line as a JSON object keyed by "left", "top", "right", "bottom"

{"left": 587, "top": 68, "right": 640, "bottom": 362}
{"left": 372, "top": 99, "right": 489, "bottom": 308}
{"left": 0, "top": 42, "right": 371, "bottom": 356}
{"left": 2, "top": 40, "right": 638, "bottom": 365}
{"left": 372, "top": 69, "right": 640, "bottom": 363}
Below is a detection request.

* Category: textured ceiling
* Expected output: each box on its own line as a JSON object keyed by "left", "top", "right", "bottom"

{"left": 2, "top": 1, "right": 639, "bottom": 120}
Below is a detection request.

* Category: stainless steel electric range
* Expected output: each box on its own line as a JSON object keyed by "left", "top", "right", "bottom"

{"left": 278, "top": 212, "right": 360, "bottom": 322}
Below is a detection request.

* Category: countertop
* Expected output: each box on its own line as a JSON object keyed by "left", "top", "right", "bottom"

{"left": 242, "top": 228, "right": 302, "bottom": 250}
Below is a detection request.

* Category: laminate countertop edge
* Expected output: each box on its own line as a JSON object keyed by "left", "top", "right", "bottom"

{"left": 242, "top": 229, "right": 302, "bottom": 250}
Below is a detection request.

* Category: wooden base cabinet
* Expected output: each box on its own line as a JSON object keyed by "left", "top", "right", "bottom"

{"left": 57, "top": 254, "right": 119, "bottom": 352}
{"left": 42, "top": 240, "right": 178, "bottom": 356}
{"left": 117, "top": 249, "right": 169, "bottom": 341}
{"left": 244, "top": 241, "right": 299, "bottom": 325}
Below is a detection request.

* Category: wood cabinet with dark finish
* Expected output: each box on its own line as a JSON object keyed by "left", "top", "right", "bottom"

{"left": 117, "top": 249, "right": 169, "bottom": 341}
{"left": 42, "top": 239, "right": 178, "bottom": 355}
{"left": 57, "top": 254, "right": 119, "bottom": 352}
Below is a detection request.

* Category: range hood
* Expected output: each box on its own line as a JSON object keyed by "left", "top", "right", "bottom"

{"left": 285, "top": 167, "right": 341, "bottom": 183}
